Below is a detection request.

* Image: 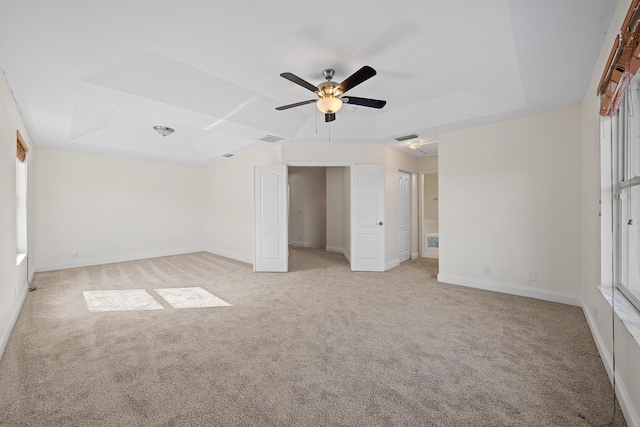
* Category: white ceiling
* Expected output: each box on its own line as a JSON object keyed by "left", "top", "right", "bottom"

{"left": 0, "top": 0, "right": 615, "bottom": 164}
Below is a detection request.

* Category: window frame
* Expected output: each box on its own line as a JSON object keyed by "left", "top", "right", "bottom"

{"left": 15, "top": 131, "right": 28, "bottom": 265}
{"left": 615, "top": 74, "right": 640, "bottom": 311}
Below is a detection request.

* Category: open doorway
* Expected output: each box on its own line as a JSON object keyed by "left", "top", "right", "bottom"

{"left": 288, "top": 167, "right": 327, "bottom": 249}
{"left": 288, "top": 166, "right": 351, "bottom": 265}
{"left": 254, "top": 163, "right": 386, "bottom": 272}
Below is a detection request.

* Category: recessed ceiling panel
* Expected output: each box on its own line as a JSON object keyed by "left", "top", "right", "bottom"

{"left": 73, "top": 127, "right": 200, "bottom": 161}
{"left": 106, "top": 111, "right": 209, "bottom": 143}
{"left": 508, "top": 0, "right": 617, "bottom": 108}
{"left": 218, "top": 95, "right": 307, "bottom": 138}
{"left": 83, "top": 52, "right": 308, "bottom": 137}
{"left": 0, "top": 0, "right": 617, "bottom": 164}
{"left": 400, "top": 0, "right": 526, "bottom": 104}
{"left": 191, "top": 133, "right": 255, "bottom": 160}
{"left": 376, "top": 91, "right": 525, "bottom": 137}
{"left": 83, "top": 52, "right": 257, "bottom": 117}
{"left": 202, "top": 118, "right": 278, "bottom": 141}
{"left": 70, "top": 102, "right": 116, "bottom": 141}
{"left": 76, "top": 81, "right": 222, "bottom": 130}
{"left": 294, "top": 113, "right": 379, "bottom": 141}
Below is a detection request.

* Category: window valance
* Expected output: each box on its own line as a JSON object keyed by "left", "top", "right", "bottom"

{"left": 598, "top": 0, "right": 640, "bottom": 117}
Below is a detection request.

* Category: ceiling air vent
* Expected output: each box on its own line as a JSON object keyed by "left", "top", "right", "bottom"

{"left": 259, "top": 135, "right": 284, "bottom": 143}
{"left": 222, "top": 153, "right": 234, "bottom": 158}
{"left": 395, "top": 133, "right": 420, "bottom": 142}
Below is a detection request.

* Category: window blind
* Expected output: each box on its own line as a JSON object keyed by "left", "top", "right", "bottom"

{"left": 16, "top": 130, "right": 28, "bottom": 162}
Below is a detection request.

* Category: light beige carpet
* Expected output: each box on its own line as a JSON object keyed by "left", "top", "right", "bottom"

{"left": 0, "top": 247, "right": 626, "bottom": 426}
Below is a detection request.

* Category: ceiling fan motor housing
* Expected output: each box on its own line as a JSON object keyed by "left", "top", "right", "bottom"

{"left": 318, "top": 80, "right": 341, "bottom": 97}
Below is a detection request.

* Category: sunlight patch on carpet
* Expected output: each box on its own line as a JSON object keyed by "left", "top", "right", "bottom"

{"left": 154, "top": 287, "right": 231, "bottom": 309}
{"left": 83, "top": 290, "right": 164, "bottom": 312}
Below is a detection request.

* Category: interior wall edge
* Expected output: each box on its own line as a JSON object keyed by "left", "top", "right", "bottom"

{"left": 386, "top": 259, "right": 400, "bottom": 271}
{"left": 34, "top": 247, "right": 204, "bottom": 273}
{"left": 0, "top": 280, "right": 29, "bottom": 360}
{"left": 583, "top": 302, "right": 640, "bottom": 427}
{"left": 437, "top": 273, "right": 582, "bottom": 307}
{"left": 326, "top": 246, "right": 351, "bottom": 264}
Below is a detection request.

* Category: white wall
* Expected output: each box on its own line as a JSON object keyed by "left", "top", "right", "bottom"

{"left": 419, "top": 156, "right": 438, "bottom": 256}
{"left": 281, "top": 143, "right": 385, "bottom": 164}
{"left": 288, "top": 167, "right": 326, "bottom": 248}
{"left": 326, "top": 166, "right": 351, "bottom": 260}
{"left": 326, "top": 167, "right": 345, "bottom": 252}
{"left": 289, "top": 169, "right": 306, "bottom": 246}
{"left": 342, "top": 166, "right": 351, "bottom": 260}
{"left": 207, "top": 143, "right": 414, "bottom": 270}
{"left": 204, "top": 146, "right": 281, "bottom": 263}
{"left": 438, "top": 105, "right": 583, "bottom": 305}
{"left": 581, "top": 1, "right": 640, "bottom": 425}
{"left": 418, "top": 155, "right": 438, "bottom": 172}
{"left": 423, "top": 172, "right": 438, "bottom": 230}
{"left": 0, "top": 68, "right": 34, "bottom": 357}
{"left": 302, "top": 168, "right": 326, "bottom": 248}
{"left": 33, "top": 148, "right": 205, "bottom": 270}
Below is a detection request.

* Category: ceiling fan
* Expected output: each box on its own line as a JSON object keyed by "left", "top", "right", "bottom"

{"left": 275, "top": 66, "right": 386, "bottom": 122}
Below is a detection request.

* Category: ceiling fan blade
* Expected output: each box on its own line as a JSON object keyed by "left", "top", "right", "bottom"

{"left": 325, "top": 113, "right": 336, "bottom": 122}
{"left": 275, "top": 99, "right": 317, "bottom": 111}
{"left": 280, "top": 72, "right": 318, "bottom": 93}
{"left": 343, "top": 96, "right": 386, "bottom": 109}
{"left": 337, "top": 66, "right": 377, "bottom": 94}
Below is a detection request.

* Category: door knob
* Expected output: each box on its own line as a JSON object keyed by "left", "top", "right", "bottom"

{"left": 378, "top": 221, "right": 384, "bottom": 226}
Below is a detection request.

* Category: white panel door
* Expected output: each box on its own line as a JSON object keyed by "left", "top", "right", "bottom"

{"left": 351, "top": 164, "right": 385, "bottom": 271}
{"left": 254, "top": 165, "right": 288, "bottom": 272}
{"left": 398, "top": 171, "right": 411, "bottom": 263}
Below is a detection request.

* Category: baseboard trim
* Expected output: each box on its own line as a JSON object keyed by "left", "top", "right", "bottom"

{"left": 204, "top": 247, "right": 252, "bottom": 265}
{"left": 0, "top": 279, "right": 29, "bottom": 360}
{"left": 583, "top": 303, "right": 640, "bottom": 427}
{"left": 437, "top": 274, "right": 582, "bottom": 306}
{"left": 290, "top": 241, "right": 315, "bottom": 248}
{"left": 34, "top": 247, "right": 205, "bottom": 272}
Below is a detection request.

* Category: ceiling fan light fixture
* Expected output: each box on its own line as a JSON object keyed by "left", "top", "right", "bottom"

{"left": 153, "top": 126, "right": 175, "bottom": 137}
{"left": 316, "top": 96, "right": 343, "bottom": 114}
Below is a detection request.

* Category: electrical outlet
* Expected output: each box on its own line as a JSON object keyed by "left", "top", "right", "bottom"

{"left": 528, "top": 271, "right": 537, "bottom": 281}
{"left": 484, "top": 266, "right": 492, "bottom": 275}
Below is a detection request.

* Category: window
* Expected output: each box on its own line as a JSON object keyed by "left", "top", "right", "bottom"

{"left": 615, "top": 74, "right": 640, "bottom": 310}
{"left": 16, "top": 130, "right": 28, "bottom": 264}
